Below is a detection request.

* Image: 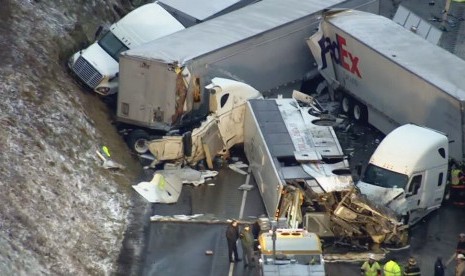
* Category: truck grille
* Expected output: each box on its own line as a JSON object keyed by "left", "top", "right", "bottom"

{"left": 71, "top": 56, "right": 103, "bottom": 89}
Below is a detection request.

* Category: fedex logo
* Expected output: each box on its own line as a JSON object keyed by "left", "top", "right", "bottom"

{"left": 318, "top": 34, "right": 362, "bottom": 78}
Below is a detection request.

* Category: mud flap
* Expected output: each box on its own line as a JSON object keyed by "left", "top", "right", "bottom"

{"left": 183, "top": 131, "right": 192, "bottom": 157}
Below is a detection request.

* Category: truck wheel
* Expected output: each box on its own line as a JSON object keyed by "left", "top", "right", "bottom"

{"left": 127, "top": 129, "right": 150, "bottom": 154}
{"left": 341, "top": 96, "right": 352, "bottom": 114}
{"left": 353, "top": 102, "right": 368, "bottom": 123}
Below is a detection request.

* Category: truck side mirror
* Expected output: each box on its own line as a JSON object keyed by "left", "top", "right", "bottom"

{"left": 94, "top": 25, "right": 104, "bottom": 41}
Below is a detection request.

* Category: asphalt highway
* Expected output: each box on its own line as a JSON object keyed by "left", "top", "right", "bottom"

{"left": 141, "top": 151, "right": 266, "bottom": 276}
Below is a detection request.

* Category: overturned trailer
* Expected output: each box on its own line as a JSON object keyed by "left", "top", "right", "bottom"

{"left": 243, "top": 96, "right": 408, "bottom": 247}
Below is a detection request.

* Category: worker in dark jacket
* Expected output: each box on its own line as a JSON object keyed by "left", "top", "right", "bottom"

{"left": 434, "top": 257, "right": 445, "bottom": 276}
{"left": 404, "top": 257, "right": 421, "bottom": 276}
{"left": 226, "top": 220, "right": 241, "bottom": 263}
{"left": 458, "top": 233, "right": 465, "bottom": 254}
{"left": 240, "top": 225, "right": 255, "bottom": 268}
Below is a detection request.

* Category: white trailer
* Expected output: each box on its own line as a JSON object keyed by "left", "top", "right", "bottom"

{"left": 116, "top": 0, "right": 379, "bottom": 153}
{"left": 243, "top": 97, "right": 352, "bottom": 221}
{"left": 156, "top": 0, "right": 259, "bottom": 27}
{"left": 307, "top": 9, "right": 465, "bottom": 162}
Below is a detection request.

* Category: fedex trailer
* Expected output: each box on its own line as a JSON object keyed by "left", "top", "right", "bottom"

{"left": 308, "top": 9, "right": 465, "bottom": 162}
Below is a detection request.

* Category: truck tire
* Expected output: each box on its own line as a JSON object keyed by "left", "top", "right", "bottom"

{"left": 341, "top": 95, "right": 352, "bottom": 114}
{"left": 353, "top": 102, "right": 368, "bottom": 123}
{"left": 127, "top": 129, "right": 150, "bottom": 154}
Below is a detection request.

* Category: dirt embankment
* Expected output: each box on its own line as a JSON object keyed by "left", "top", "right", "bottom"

{"left": 0, "top": 1, "right": 150, "bottom": 275}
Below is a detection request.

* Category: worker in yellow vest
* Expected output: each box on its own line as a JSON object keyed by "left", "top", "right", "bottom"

{"left": 452, "top": 167, "right": 462, "bottom": 185}
{"left": 361, "top": 253, "right": 381, "bottom": 276}
{"left": 450, "top": 164, "right": 465, "bottom": 205}
{"left": 383, "top": 257, "right": 402, "bottom": 276}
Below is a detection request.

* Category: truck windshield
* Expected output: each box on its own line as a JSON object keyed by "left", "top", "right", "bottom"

{"left": 98, "top": 31, "right": 129, "bottom": 61}
{"left": 362, "top": 164, "right": 408, "bottom": 189}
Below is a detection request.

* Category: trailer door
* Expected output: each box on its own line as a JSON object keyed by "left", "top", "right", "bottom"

{"left": 118, "top": 57, "right": 154, "bottom": 127}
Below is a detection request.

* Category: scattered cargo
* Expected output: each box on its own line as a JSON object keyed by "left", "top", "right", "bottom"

{"left": 132, "top": 166, "right": 218, "bottom": 203}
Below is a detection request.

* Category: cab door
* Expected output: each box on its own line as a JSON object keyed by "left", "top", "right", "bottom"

{"left": 405, "top": 173, "right": 424, "bottom": 224}
{"left": 422, "top": 165, "right": 447, "bottom": 209}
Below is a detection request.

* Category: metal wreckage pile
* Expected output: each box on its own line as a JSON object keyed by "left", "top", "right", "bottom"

{"left": 132, "top": 78, "right": 409, "bottom": 258}
{"left": 278, "top": 183, "right": 408, "bottom": 250}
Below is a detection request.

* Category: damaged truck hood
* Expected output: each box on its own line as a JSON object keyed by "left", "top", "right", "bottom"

{"left": 356, "top": 181, "right": 406, "bottom": 212}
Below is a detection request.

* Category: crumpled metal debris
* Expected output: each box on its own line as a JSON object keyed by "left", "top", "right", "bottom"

{"left": 150, "top": 214, "right": 221, "bottom": 223}
{"left": 323, "top": 252, "right": 386, "bottom": 263}
{"left": 280, "top": 184, "right": 409, "bottom": 248}
{"left": 133, "top": 167, "right": 218, "bottom": 203}
{"left": 238, "top": 184, "right": 254, "bottom": 191}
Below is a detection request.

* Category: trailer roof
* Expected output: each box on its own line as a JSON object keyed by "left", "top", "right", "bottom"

{"left": 123, "top": 0, "right": 348, "bottom": 64}
{"left": 157, "top": 0, "right": 241, "bottom": 21}
{"left": 326, "top": 10, "right": 465, "bottom": 100}
{"left": 248, "top": 98, "right": 353, "bottom": 193}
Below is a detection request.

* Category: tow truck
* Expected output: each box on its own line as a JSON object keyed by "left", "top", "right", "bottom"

{"left": 257, "top": 221, "right": 325, "bottom": 276}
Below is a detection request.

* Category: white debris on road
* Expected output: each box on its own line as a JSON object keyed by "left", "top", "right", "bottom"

{"left": 228, "top": 161, "right": 249, "bottom": 175}
{"left": 133, "top": 167, "right": 218, "bottom": 203}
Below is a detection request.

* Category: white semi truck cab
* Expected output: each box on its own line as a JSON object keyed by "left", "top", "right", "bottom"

{"left": 68, "top": 2, "right": 185, "bottom": 96}
{"left": 357, "top": 124, "right": 449, "bottom": 225}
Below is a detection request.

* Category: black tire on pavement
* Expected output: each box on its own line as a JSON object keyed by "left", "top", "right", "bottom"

{"left": 341, "top": 95, "right": 352, "bottom": 115}
{"left": 127, "top": 129, "right": 150, "bottom": 154}
{"left": 353, "top": 101, "right": 368, "bottom": 123}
